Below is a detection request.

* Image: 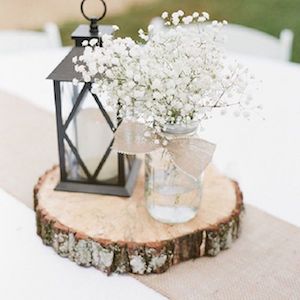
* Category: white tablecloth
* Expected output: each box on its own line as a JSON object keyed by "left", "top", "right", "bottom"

{"left": 0, "top": 48, "right": 299, "bottom": 299}
{"left": 0, "top": 189, "right": 163, "bottom": 300}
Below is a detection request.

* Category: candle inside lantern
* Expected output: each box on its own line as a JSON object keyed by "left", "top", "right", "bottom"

{"left": 76, "top": 107, "right": 118, "bottom": 182}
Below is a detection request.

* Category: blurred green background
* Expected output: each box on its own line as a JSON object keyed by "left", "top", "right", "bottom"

{"left": 60, "top": 0, "right": 300, "bottom": 62}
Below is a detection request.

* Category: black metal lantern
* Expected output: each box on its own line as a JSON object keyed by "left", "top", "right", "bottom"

{"left": 47, "top": 0, "right": 141, "bottom": 196}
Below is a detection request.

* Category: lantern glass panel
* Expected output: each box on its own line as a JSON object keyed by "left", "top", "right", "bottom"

{"left": 61, "top": 81, "right": 120, "bottom": 184}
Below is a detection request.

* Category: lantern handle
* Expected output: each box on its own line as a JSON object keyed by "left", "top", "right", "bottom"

{"left": 80, "top": 0, "right": 107, "bottom": 34}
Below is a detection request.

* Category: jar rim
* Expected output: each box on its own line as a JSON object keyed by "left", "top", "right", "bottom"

{"left": 163, "top": 122, "right": 199, "bottom": 135}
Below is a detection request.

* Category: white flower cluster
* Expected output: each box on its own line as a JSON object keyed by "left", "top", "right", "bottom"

{"left": 74, "top": 11, "right": 256, "bottom": 132}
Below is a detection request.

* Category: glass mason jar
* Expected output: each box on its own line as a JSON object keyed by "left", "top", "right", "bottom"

{"left": 145, "top": 123, "right": 204, "bottom": 224}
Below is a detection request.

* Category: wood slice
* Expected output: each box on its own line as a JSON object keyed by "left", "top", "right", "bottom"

{"left": 34, "top": 165, "right": 244, "bottom": 275}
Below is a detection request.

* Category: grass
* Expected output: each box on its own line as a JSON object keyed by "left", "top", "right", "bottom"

{"left": 60, "top": 0, "right": 300, "bottom": 62}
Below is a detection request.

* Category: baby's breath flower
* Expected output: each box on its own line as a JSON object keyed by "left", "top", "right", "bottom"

{"left": 148, "top": 24, "right": 154, "bottom": 32}
{"left": 171, "top": 12, "right": 179, "bottom": 19}
{"left": 72, "top": 78, "right": 79, "bottom": 86}
{"left": 112, "top": 25, "right": 120, "bottom": 31}
{"left": 161, "top": 11, "right": 168, "bottom": 19}
{"left": 177, "top": 10, "right": 184, "bottom": 17}
{"left": 83, "top": 74, "right": 91, "bottom": 82}
{"left": 73, "top": 10, "right": 256, "bottom": 133}
{"left": 89, "top": 38, "right": 98, "bottom": 46}
{"left": 202, "top": 12, "right": 210, "bottom": 20}
{"left": 172, "top": 17, "right": 180, "bottom": 26}
{"left": 138, "top": 28, "right": 149, "bottom": 41}
{"left": 198, "top": 16, "right": 206, "bottom": 23}
{"left": 182, "top": 16, "right": 193, "bottom": 25}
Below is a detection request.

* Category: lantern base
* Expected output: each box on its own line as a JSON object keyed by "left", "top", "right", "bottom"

{"left": 55, "top": 158, "right": 142, "bottom": 197}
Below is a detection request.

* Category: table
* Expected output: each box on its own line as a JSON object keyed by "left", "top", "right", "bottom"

{"left": 0, "top": 48, "right": 299, "bottom": 299}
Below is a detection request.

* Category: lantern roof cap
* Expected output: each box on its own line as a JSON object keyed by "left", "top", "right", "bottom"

{"left": 71, "top": 24, "right": 114, "bottom": 47}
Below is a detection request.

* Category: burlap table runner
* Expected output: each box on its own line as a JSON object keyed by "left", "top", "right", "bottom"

{"left": 136, "top": 205, "right": 300, "bottom": 299}
{"left": 1, "top": 91, "right": 300, "bottom": 299}
{"left": 0, "top": 91, "right": 57, "bottom": 208}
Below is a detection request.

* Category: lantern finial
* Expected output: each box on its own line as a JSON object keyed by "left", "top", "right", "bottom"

{"left": 80, "top": 0, "right": 107, "bottom": 34}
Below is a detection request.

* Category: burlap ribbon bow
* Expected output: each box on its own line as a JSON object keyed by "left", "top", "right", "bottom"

{"left": 112, "top": 121, "right": 216, "bottom": 180}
